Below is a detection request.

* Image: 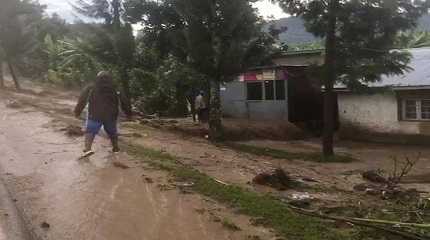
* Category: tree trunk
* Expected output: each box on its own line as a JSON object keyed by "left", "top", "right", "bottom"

{"left": 174, "top": 80, "right": 188, "bottom": 117}
{"left": 209, "top": 80, "right": 223, "bottom": 141}
{"left": 7, "top": 61, "right": 20, "bottom": 91}
{"left": 112, "top": 0, "right": 121, "bottom": 29}
{"left": 322, "top": 0, "right": 338, "bottom": 157}
{"left": 0, "top": 61, "right": 4, "bottom": 89}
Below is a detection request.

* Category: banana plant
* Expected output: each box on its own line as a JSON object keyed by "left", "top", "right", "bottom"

{"left": 396, "top": 31, "right": 430, "bottom": 49}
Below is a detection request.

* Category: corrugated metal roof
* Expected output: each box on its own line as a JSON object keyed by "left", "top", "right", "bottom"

{"left": 335, "top": 48, "right": 430, "bottom": 89}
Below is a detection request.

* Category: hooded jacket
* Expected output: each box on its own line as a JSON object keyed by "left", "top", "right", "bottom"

{"left": 74, "top": 76, "right": 132, "bottom": 122}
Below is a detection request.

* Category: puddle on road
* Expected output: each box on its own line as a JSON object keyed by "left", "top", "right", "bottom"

{"left": 0, "top": 103, "right": 272, "bottom": 240}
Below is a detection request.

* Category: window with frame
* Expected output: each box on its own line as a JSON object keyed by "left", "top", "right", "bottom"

{"left": 246, "top": 80, "right": 286, "bottom": 101}
{"left": 402, "top": 99, "right": 430, "bottom": 121}
{"left": 247, "top": 82, "right": 263, "bottom": 100}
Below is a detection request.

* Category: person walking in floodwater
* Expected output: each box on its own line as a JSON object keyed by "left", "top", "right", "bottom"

{"left": 74, "top": 71, "right": 132, "bottom": 158}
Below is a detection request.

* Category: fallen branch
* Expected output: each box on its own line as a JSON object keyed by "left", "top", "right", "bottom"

{"left": 289, "top": 206, "right": 429, "bottom": 240}
{"left": 214, "top": 179, "right": 229, "bottom": 186}
{"left": 352, "top": 217, "right": 430, "bottom": 229}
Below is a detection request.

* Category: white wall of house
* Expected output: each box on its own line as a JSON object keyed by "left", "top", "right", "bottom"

{"left": 338, "top": 92, "right": 429, "bottom": 135}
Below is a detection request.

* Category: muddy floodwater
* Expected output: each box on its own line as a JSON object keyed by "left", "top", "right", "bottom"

{"left": 0, "top": 100, "right": 272, "bottom": 240}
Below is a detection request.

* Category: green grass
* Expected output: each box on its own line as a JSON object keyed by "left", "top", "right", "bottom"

{"left": 225, "top": 143, "right": 355, "bottom": 163}
{"left": 121, "top": 142, "right": 350, "bottom": 240}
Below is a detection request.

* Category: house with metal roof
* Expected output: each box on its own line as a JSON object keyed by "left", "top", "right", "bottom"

{"left": 335, "top": 48, "right": 430, "bottom": 142}
{"left": 221, "top": 50, "right": 324, "bottom": 125}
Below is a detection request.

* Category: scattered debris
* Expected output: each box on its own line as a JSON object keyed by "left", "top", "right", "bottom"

{"left": 291, "top": 193, "right": 312, "bottom": 201}
{"left": 382, "top": 187, "right": 421, "bottom": 202}
{"left": 60, "top": 125, "right": 84, "bottom": 137}
{"left": 113, "top": 161, "right": 130, "bottom": 169}
{"left": 194, "top": 208, "right": 206, "bottom": 214}
{"left": 221, "top": 218, "right": 241, "bottom": 231}
{"left": 362, "top": 170, "right": 387, "bottom": 183}
{"left": 365, "top": 188, "right": 380, "bottom": 196}
{"left": 157, "top": 184, "right": 175, "bottom": 191}
{"left": 6, "top": 100, "right": 22, "bottom": 109}
{"left": 300, "top": 177, "right": 319, "bottom": 183}
{"left": 387, "top": 155, "right": 420, "bottom": 187}
{"left": 252, "top": 168, "right": 297, "bottom": 191}
{"left": 354, "top": 183, "right": 422, "bottom": 202}
{"left": 175, "top": 182, "right": 195, "bottom": 187}
{"left": 40, "top": 222, "right": 50, "bottom": 229}
{"left": 144, "top": 177, "right": 154, "bottom": 183}
{"left": 214, "top": 179, "right": 229, "bottom": 186}
{"left": 290, "top": 205, "right": 430, "bottom": 240}
{"left": 356, "top": 155, "right": 423, "bottom": 202}
{"left": 289, "top": 193, "right": 313, "bottom": 208}
{"left": 250, "top": 218, "right": 270, "bottom": 227}
{"left": 353, "top": 183, "right": 377, "bottom": 192}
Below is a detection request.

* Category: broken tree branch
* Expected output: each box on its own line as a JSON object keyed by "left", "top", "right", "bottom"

{"left": 288, "top": 205, "right": 429, "bottom": 240}
{"left": 351, "top": 217, "right": 430, "bottom": 228}
{"left": 388, "top": 154, "right": 421, "bottom": 187}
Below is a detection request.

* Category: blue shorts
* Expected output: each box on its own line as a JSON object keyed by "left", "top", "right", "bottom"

{"left": 86, "top": 119, "right": 117, "bottom": 136}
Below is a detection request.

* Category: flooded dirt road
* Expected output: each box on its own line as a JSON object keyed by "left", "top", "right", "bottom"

{"left": 0, "top": 98, "right": 272, "bottom": 240}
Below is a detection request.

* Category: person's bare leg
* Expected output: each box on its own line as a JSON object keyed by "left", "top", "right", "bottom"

{"left": 78, "top": 133, "right": 96, "bottom": 159}
{"left": 84, "top": 133, "right": 96, "bottom": 152}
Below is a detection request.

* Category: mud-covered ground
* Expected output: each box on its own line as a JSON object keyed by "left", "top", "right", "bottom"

{"left": 1, "top": 81, "right": 430, "bottom": 239}
{"left": 0, "top": 87, "right": 275, "bottom": 239}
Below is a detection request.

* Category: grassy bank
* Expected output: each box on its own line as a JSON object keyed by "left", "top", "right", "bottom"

{"left": 122, "top": 142, "right": 349, "bottom": 240}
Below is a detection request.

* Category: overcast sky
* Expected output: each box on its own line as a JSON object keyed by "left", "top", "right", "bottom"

{"left": 39, "top": 0, "right": 289, "bottom": 22}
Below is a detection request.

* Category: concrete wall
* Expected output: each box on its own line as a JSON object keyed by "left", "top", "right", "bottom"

{"left": 338, "top": 92, "right": 430, "bottom": 135}
{"left": 221, "top": 81, "right": 248, "bottom": 118}
{"left": 221, "top": 81, "right": 288, "bottom": 121}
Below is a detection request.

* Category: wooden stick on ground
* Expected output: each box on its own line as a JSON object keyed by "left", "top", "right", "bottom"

{"left": 288, "top": 205, "right": 428, "bottom": 240}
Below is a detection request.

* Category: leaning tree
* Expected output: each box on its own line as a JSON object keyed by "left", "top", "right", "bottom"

{"left": 0, "top": 0, "right": 44, "bottom": 90}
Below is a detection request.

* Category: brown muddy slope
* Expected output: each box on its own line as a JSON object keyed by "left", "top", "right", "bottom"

{"left": 0, "top": 99, "right": 273, "bottom": 240}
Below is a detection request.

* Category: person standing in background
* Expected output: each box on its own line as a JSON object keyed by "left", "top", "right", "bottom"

{"left": 195, "top": 91, "right": 207, "bottom": 123}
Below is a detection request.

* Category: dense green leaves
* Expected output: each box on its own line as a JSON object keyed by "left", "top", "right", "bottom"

{"left": 396, "top": 30, "right": 430, "bottom": 48}
{"left": 0, "top": 0, "right": 46, "bottom": 89}
{"left": 125, "top": 0, "right": 279, "bottom": 138}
